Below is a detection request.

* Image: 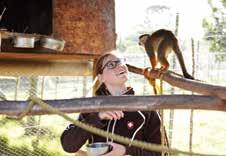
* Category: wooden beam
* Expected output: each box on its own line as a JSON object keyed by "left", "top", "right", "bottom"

{"left": 0, "top": 52, "right": 99, "bottom": 61}
{"left": 0, "top": 95, "right": 225, "bottom": 116}
{"left": 126, "top": 64, "right": 226, "bottom": 100}
{"left": 0, "top": 60, "right": 93, "bottom": 76}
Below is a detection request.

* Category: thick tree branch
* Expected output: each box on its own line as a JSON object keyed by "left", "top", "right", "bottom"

{"left": 126, "top": 64, "right": 226, "bottom": 100}
{"left": 0, "top": 95, "right": 225, "bottom": 116}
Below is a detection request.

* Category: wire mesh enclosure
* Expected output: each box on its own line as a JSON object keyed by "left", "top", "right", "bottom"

{"left": 0, "top": 50, "right": 226, "bottom": 155}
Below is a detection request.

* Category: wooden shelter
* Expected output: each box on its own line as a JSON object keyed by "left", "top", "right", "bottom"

{"left": 0, "top": 0, "right": 116, "bottom": 76}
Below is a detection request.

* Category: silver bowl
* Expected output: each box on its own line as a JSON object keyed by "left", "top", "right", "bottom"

{"left": 86, "top": 142, "right": 112, "bottom": 156}
{"left": 13, "top": 36, "right": 35, "bottom": 48}
{"left": 40, "top": 37, "right": 65, "bottom": 51}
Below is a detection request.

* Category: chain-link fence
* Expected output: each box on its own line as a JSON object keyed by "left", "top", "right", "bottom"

{"left": 0, "top": 45, "right": 226, "bottom": 155}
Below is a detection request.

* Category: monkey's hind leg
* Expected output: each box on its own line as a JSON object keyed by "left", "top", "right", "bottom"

{"left": 157, "top": 39, "right": 171, "bottom": 76}
{"left": 157, "top": 55, "right": 169, "bottom": 80}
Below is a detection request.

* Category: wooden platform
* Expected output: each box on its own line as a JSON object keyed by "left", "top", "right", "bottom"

{"left": 0, "top": 52, "right": 98, "bottom": 76}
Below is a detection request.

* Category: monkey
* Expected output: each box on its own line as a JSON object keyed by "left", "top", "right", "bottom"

{"left": 138, "top": 29, "right": 193, "bottom": 94}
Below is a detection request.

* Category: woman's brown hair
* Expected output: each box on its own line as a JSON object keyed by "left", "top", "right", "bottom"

{"left": 94, "top": 52, "right": 115, "bottom": 76}
{"left": 94, "top": 52, "right": 118, "bottom": 95}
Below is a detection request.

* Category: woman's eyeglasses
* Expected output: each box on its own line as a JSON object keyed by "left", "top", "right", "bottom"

{"left": 102, "top": 58, "right": 126, "bottom": 70}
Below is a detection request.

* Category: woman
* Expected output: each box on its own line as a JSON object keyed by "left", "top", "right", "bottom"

{"left": 61, "top": 52, "right": 162, "bottom": 156}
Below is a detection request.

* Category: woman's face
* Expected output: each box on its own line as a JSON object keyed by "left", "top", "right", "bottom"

{"left": 98, "top": 54, "right": 128, "bottom": 86}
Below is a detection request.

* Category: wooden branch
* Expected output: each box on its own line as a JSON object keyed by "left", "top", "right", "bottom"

{"left": 0, "top": 95, "right": 225, "bottom": 116}
{"left": 126, "top": 64, "right": 226, "bottom": 100}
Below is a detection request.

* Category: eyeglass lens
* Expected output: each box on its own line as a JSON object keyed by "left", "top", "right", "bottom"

{"left": 103, "top": 58, "right": 126, "bottom": 70}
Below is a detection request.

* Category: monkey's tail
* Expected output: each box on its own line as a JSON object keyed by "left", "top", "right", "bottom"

{"left": 148, "top": 78, "right": 160, "bottom": 95}
{"left": 173, "top": 40, "right": 194, "bottom": 80}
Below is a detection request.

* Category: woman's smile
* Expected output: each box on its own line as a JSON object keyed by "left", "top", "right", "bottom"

{"left": 115, "top": 70, "right": 127, "bottom": 77}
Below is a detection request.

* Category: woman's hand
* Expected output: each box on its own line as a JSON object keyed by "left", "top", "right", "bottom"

{"left": 98, "top": 111, "right": 124, "bottom": 120}
{"left": 102, "top": 143, "right": 126, "bottom": 156}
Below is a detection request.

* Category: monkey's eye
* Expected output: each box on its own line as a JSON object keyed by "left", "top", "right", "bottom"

{"left": 102, "top": 58, "right": 126, "bottom": 70}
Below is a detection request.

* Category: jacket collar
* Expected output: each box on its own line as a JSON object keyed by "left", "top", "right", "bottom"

{"left": 95, "top": 84, "right": 134, "bottom": 96}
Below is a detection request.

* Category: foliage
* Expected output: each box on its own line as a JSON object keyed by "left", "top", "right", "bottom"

{"left": 137, "top": 5, "right": 175, "bottom": 33}
{"left": 202, "top": 0, "right": 226, "bottom": 53}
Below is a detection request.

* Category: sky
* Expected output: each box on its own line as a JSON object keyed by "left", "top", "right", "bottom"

{"left": 115, "top": 0, "right": 212, "bottom": 39}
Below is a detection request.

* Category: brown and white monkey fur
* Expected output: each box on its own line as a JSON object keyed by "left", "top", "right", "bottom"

{"left": 139, "top": 29, "right": 193, "bottom": 94}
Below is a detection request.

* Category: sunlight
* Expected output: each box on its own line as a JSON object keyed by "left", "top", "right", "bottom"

{"left": 115, "top": 0, "right": 211, "bottom": 39}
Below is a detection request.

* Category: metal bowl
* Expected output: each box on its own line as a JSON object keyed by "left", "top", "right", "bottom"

{"left": 13, "top": 36, "right": 35, "bottom": 48}
{"left": 86, "top": 142, "right": 112, "bottom": 156}
{"left": 40, "top": 37, "right": 65, "bottom": 51}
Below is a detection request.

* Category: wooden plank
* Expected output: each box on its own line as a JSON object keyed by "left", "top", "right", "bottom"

{"left": 0, "top": 60, "right": 93, "bottom": 76}
{"left": 0, "top": 52, "right": 99, "bottom": 61}
{"left": 0, "top": 95, "right": 225, "bottom": 116}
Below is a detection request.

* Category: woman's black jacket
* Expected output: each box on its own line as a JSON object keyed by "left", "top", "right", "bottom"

{"left": 61, "top": 87, "right": 161, "bottom": 156}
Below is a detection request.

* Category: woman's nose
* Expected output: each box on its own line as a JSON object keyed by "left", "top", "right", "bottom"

{"left": 116, "top": 63, "right": 125, "bottom": 69}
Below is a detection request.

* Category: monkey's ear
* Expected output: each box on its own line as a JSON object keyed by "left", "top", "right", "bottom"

{"left": 139, "top": 35, "right": 149, "bottom": 46}
{"left": 139, "top": 34, "right": 149, "bottom": 39}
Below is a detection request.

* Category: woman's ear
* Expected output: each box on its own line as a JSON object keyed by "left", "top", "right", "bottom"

{"left": 97, "top": 74, "right": 105, "bottom": 83}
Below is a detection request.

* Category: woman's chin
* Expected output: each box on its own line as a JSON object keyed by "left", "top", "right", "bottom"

{"left": 118, "top": 76, "right": 128, "bottom": 82}
{"left": 117, "top": 72, "right": 128, "bottom": 78}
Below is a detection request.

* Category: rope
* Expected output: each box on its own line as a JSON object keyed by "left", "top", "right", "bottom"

{"left": 9, "top": 95, "right": 224, "bottom": 156}
{"left": 16, "top": 101, "right": 35, "bottom": 120}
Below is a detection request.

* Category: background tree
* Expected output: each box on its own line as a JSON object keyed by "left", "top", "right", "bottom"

{"left": 117, "top": 5, "right": 176, "bottom": 53}
{"left": 203, "top": 0, "right": 226, "bottom": 53}
{"left": 137, "top": 5, "right": 175, "bottom": 35}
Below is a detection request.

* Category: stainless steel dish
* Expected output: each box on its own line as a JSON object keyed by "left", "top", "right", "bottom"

{"left": 86, "top": 142, "right": 112, "bottom": 156}
{"left": 40, "top": 37, "right": 65, "bottom": 51}
{"left": 13, "top": 36, "right": 35, "bottom": 48}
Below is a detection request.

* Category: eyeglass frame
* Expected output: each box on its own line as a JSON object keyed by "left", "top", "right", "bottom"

{"left": 101, "top": 58, "right": 126, "bottom": 71}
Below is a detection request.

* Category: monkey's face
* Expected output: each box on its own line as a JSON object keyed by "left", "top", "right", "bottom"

{"left": 138, "top": 35, "right": 148, "bottom": 47}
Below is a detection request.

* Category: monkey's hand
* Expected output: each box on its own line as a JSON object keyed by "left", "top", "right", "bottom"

{"left": 143, "top": 67, "right": 151, "bottom": 79}
{"left": 143, "top": 67, "right": 162, "bottom": 94}
{"left": 143, "top": 67, "right": 161, "bottom": 80}
{"left": 143, "top": 67, "right": 156, "bottom": 86}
